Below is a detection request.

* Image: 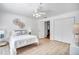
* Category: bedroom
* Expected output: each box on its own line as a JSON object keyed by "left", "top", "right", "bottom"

{"left": 0, "top": 3, "right": 79, "bottom": 55}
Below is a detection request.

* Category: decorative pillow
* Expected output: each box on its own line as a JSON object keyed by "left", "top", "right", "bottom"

{"left": 14, "top": 30, "right": 27, "bottom": 36}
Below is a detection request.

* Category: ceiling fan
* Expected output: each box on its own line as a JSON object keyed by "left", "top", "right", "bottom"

{"left": 33, "top": 3, "right": 47, "bottom": 18}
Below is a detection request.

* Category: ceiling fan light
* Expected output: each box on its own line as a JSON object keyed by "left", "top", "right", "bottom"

{"left": 32, "top": 3, "right": 47, "bottom": 18}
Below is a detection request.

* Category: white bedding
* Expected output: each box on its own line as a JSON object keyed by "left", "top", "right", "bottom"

{"left": 9, "top": 35, "right": 39, "bottom": 55}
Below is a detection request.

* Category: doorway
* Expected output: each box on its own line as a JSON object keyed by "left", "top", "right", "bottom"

{"left": 45, "top": 21, "right": 50, "bottom": 39}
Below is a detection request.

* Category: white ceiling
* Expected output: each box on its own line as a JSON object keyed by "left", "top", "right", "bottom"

{"left": 0, "top": 3, "right": 79, "bottom": 19}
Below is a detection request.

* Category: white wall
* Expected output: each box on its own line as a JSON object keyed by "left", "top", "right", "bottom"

{"left": 31, "top": 19, "right": 39, "bottom": 36}
{"left": 0, "top": 11, "right": 36, "bottom": 38}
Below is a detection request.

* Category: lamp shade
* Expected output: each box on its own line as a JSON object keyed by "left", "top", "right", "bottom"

{"left": 74, "top": 23, "right": 79, "bottom": 33}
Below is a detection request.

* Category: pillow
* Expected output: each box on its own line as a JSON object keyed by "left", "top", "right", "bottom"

{"left": 14, "top": 30, "right": 27, "bottom": 36}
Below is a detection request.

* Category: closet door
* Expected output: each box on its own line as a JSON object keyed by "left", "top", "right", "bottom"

{"left": 54, "top": 18, "right": 74, "bottom": 44}
{"left": 54, "top": 19, "right": 63, "bottom": 42}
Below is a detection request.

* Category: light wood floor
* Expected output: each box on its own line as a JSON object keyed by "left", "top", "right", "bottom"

{"left": 17, "top": 38, "right": 70, "bottom": 55}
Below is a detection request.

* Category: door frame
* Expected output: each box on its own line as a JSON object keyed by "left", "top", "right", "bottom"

{"left": 39, "top": 20, "right": 50, "bottom": 39}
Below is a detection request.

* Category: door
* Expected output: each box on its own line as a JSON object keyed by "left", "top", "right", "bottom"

{"left": 54, "top": 18, "right": 74, "bottom": 44}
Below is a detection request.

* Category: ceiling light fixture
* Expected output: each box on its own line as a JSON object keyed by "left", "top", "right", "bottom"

{"left": 33, "top": 3, "right": 47, "bottom": 18}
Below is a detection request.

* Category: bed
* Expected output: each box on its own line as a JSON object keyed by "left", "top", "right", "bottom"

{"left": 9, "top": 30, "right": 39, "bottom": 55}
